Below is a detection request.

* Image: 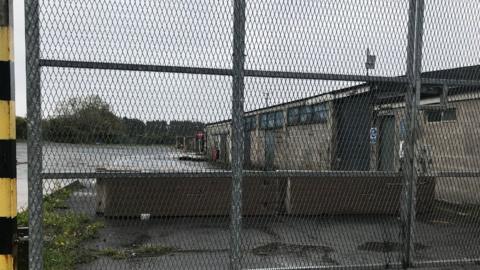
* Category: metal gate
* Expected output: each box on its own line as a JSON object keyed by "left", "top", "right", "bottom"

{"left": 24, "top": 0, "right": 480, "bottom": 269}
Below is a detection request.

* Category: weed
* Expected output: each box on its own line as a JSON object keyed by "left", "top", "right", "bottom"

{"left": 17, "top": 182, "right": 105, "bottom": 270}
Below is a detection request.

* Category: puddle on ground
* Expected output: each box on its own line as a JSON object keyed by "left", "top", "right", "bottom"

{"left": 251, "top": 242, "right": 334, "bottom": 256}
{"left": 251, "top": 242, "right": 338, "bottom": 264}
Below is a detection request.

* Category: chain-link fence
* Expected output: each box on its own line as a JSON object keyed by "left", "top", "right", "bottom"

{"left": 23, "top": 0, "right": 480, "bottom": 269}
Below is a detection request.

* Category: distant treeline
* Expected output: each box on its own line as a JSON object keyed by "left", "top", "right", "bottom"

{"left": 16, "top": 95, "right": 204, "bottom": 145}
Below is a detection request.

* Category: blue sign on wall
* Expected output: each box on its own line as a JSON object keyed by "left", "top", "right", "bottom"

{"left": 370, "top": 127, "right": 378, "bottom": 144}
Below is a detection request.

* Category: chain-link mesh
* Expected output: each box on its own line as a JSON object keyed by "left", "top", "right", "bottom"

{"left": 23, "top": 0, "right": 480, "bottom": 269}
{"left": 412, "top": 0, "right": 480, "bottom": 267}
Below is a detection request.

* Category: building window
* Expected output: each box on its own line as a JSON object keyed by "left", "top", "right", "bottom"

{"left": 267, "top": 113, "right": 275, "bottom": 129}
{"left": 427, "top": 111, "right": 442, "bottom": 122}
{"left": 260, "top": 114, "right": 268, "bottom": 129}
{"left": 260, "top": 111, "right": 284, "bottom": 129}
{"left": 274, "top": 111, "right": 284, "bottom": 128}
{"left": 299, "top": 106, "right": 312, "bottom": 124}
{"left": 287, "top": 107, "right": 300, "bottom": 125}
{"left": 312, "top": 103, "right": 328, "bottom": 123}
{"left": 245, "top": 116, "right": 256, "bottom": 131}
{"left": 443, "top": 109, "right": 457, "bottom": 121}
{"left": 288, "top": 105, "right": 327, "bottom": 126}
{"left": 426, "top": 108, "right": 457, "bottom": 122}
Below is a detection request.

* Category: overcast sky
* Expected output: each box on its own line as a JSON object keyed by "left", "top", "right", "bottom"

{"left": 14, "top": 0, "right": 480, "bottom": 122}
{"left": 13, "top": 0, "right": 26, "bottom": 116}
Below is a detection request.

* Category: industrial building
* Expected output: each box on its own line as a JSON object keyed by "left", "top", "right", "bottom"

{"left": 206, "top": 65, "right": 480, "bottom": 174}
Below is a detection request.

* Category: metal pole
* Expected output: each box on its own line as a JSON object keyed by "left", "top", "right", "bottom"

{"left": 230, "top": 0, "right": 247, "bottom": 269}
{"left": 25, "top": 0, "right": 43, "bottom": 268}
{"left": 410, "top": 0, "right": 425, "bottom": 264}
{"left": 400, "top": 0, "right": 417, "bottom": 266}
{"left": 0, "top": 0, "right": 16, "bottom": 268}
{"left": 401, "top": 0, "right": 425, "bottom": 267}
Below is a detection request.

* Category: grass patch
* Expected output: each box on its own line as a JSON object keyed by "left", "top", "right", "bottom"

{"left": 17, "top": 209, "right": 28, "bottom": 227}
{"left": 18, "top": 182, "right": 105, "bottom": 270}
{"left": 19, "top": 182, "right": 175, "bottom": 268}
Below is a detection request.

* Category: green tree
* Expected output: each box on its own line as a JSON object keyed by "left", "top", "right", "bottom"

{"left": 16, "top": 116, "right": 27, "bottom": 140}
{"left": 143, "top": 120, "right": 171, "bottom": 144}
{"left": 44, "top": 95, "right": 126, "bottom": 144}
{"left": 122, "top": 117, "right": 146, "bottom": 144}
{"left": 169, "top": 121, "right": 205, "bottom": 137}
{"left": 43, "top": 95, "right": 206, "bottom": 145}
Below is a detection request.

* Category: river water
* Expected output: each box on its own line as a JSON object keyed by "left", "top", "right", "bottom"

{"left": 16, "top": 142, "right": 217, "bottom": 210}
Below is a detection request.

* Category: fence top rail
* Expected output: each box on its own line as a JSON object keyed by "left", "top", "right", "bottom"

{"left": 41, "top": 170, "right": 405, "bottom": 179}
{"left": 42, "top": 170, "right": 480, "bottom": 179}
{"left": 40, "top": 59, "right": 409, "bottom": 84}
{"left": 40, "top": 59, "right": 480, "bottom": 86}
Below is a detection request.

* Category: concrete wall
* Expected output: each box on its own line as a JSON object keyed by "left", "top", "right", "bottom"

{"left": 96, "top": 176, "right": 284, "bottom": 217}
{"left": 286, "top": 176, "right": 435, "bottom": 215}
{"left": 418, "top": 99, "right": 480, "bottom": 205}
{"left": 372, "top": 98, "right": 480, "bottom": 173}
{"left": 283, "top": 121, "right": 333, "bottom": 170}
{"left": 418, "top": 99, "right": 480, "bottom": 172}
{"left": 247, "top": 123, "right": 332, "bottom": 170}
{"left": 249, "top": 128, "right": 263, "bottom": 168}
{"left": 370, "top": 98, "right": 480, "bottom": 205}
{"left": 96, "top": 175, "right": 435, "bottom": 217}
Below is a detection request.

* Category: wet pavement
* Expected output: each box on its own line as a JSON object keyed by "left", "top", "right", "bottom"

{"left": 64, "top": 182, "right": 480, "bottom": 270}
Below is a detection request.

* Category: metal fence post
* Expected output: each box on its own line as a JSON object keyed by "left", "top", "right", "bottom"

{"left": 0, "top": 0, "right": 16, "bottom": 268}
{"left": 25, "top": 0, "right": 43, "bottom": 268}
{"left": 401, "top": 0, "right": 425, "bottom": 267}
{"left": 401, "top": 0, "right": 416, "bottom": 266}
{"left": 230, "top": 0, "right": 247, "bottom": 269}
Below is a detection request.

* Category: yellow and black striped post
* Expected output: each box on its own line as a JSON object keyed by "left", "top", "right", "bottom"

{"left": 0, "top": 0, "right": 16, "bottom": 269}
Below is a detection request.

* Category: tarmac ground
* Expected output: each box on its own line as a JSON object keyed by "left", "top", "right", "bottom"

{"left": 65, "top": 182, "right": 480, "bottom": 270}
